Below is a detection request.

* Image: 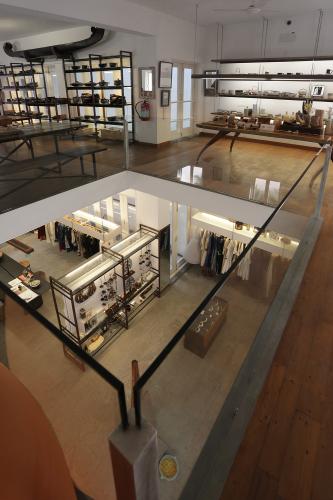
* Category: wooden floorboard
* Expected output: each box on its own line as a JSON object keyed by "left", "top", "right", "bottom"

{"left": 220, "top": 169, "right": 333, "bottom": 499}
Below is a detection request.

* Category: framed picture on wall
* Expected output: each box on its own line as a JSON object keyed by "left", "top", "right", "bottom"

{"left": 311, "top": 84, "right": 325, "bottom": 97}
{"left": 159, "top": 61, "right": 173, "bottom": 88}
{"left": 160, "top": 89, "right": 170, "bottom": 107}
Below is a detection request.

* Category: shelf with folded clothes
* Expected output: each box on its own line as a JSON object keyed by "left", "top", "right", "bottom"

{"left": 192, "top": 212, "right": 299, "bottom": 259}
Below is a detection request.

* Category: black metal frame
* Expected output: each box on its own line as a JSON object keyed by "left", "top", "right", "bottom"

{"left": 62, "top": 51, "right": 134, "bottom": 140}
{"left": 0, "top": 61, "right": 54, "bottom": 123}
{"left": 132, "top": 143, "right": 330, "bottom": 427}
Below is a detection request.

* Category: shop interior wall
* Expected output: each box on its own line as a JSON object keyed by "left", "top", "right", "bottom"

{"left": 0, "top": 0, "right": 210, "bottom": 144}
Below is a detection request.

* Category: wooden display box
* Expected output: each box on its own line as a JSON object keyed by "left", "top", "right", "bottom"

{"left": 100, "top": 128, "right": 124, "bottom": 141}
{"left": 184, "top": 296, "right": 228, "bottom": 358}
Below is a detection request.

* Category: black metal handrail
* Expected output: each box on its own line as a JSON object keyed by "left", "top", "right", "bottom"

{"left": 133, "top": 142, "right": 330, "bottom": 427}
{"left": 0, "top": 281, "right": 129, "bottom": 429}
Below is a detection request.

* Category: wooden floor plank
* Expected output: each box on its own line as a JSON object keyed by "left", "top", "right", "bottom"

{"left": 311, "top": 402, "right": 333, "bottom": 500}
{"left": 277, "top": 410, "right": 320, "bottom": 500}
{"left": 221, "top": 163, "right": 333, "bottom": 499}
{"left": 297, "top": 322, "right": 333, "bottom": 422}
{"left": 221, "top": 363, "right": 286, "bottom": 500}
{"left": 247, "top": 468, "right": 279, "bottom": 500}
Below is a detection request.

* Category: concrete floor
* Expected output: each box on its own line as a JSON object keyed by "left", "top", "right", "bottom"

{"left": 1, "top": 231, "right": 290, "bottom": 500}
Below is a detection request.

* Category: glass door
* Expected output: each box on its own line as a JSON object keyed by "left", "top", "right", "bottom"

{"left": 170, "top": 64, "right": 194, "bottom": 139}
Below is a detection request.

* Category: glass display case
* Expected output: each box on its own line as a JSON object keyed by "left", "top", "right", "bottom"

{"left": 50, "top": 247, "right": 126, "bottom": 355}
{"left": 112, "top": 224, "right": 160, "bottom": 322}
{"left": 50, "top": 224, "right": 162, "bottom": 356}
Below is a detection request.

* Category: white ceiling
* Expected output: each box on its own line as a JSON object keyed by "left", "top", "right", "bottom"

{"left": 127, "top": 0, "right": 333, "bottom": 25}
{"left": 0, "top": 4, "right": 81, "bottom": 41}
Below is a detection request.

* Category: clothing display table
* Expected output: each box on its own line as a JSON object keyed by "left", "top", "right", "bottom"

{"left": 184, "top": 296, "right": 228, "bottom": 358}
{"left": 196, "top": 121, "right": 332, "bottom": 161}
{"left": 0, "top": 253, "right": 49, "bottom": 309}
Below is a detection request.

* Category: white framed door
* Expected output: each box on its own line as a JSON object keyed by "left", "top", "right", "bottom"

{"left": 170, "top": 63, "right": 195, "bottom": 139}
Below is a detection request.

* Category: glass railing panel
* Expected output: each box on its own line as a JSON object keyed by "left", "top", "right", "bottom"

{"left": 130, "top": 138, "right": 327, "bottom": 208}
{"left": 1, "top": 293, "right": 123, "bottom": 500}
{"left": 137, "top": 147, "right": 329, "bottom": 499}
{"left": 0, "top": 119, "right": 128, "bottom": 215}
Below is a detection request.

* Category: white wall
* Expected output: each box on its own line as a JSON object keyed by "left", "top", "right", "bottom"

{"left": 0, "top": 0, "right": 208, "bottom": 143}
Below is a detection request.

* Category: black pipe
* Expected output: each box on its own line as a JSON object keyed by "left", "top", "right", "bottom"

{"left": 3, "top": 27, "right": 105, "bottom": 62}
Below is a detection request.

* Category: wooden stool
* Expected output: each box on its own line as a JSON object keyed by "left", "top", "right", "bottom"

{"left": 19, "top": 260, "right": 31, "bottom": 271}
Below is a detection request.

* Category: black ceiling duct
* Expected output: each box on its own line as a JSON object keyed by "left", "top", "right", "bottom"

{"left": 3, "top": 27, "right": 105, "bottom": 61}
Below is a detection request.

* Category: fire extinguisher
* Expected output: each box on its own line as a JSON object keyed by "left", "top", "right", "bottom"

{"left": 135, "top": 100, "right": 151, "bottom": 121}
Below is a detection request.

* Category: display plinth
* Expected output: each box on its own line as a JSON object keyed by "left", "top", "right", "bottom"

{"left": 184, "top": 296, "right": 228, "bottom": 358}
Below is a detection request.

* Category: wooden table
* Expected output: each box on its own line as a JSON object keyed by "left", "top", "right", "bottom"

{"left": 0, "top": 120, "right": 84, "bottom": 165}
{"left": 196, "top": 121, "right": 332, "bottom": 162}
{"left": 0, "top": 253, "right": 50, "bottom": 309}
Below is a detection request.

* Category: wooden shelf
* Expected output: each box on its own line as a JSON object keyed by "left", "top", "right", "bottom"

{"left": 193, "top": 73, "right": 333, "bottom": 81}
{"left": 67, "top": 86, "right": 129, "bottom": 90}
{"left": 69, "top": 102, "right": 128, "bottom": 108}
{"left": 65, "top": 68, "right": 125, "bottom": 74}
{"left": 192, "top": 212, "right": 299, "bottom": 259}
{"left": 213, "top": 94, "right": 333, "bottom": 103}
{"left": 211, "top": 55, "right": 333, "bottom": 64}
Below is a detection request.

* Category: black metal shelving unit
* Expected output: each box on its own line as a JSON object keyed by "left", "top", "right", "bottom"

{"left": 0, "top": 61, "right": 65, "bottom": 123}
{"left": 62, "top": 50, "right": 134, "bottom": 140}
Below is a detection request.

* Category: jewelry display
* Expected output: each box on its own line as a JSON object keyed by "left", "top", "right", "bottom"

{"left": 74, "top": 283, "right": 96, "bottom": 303}
{"left": 184, "top": 297, "right": 228, "bottom": 358}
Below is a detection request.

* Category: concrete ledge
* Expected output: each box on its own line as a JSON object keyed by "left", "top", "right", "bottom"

{"left": 180, "top": 215, "right": 322, "bottom": 500}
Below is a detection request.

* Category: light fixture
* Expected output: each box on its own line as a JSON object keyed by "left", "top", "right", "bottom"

{"left": 73, "top": 210, "right": 119, "bottom": 231}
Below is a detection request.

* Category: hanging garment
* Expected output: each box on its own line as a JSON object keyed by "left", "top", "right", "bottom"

{"left": 237, "top": 247, "right": 252, "bottom": 281}
{"left": 37, "top": 226, "right": 46, "bottom": 240}
{"left": 200, "top": 230, "right": 210, "bottom": 267}
{"left": 222, "top": 238, "right": 237, "bottom": 274}
{"left": 215, "top": 236, "right": 225, "bottom": 274}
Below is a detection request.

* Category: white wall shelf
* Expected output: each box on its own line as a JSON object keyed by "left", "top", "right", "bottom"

{"left": 192, "top": 212, "right": 299, "bottom": 258}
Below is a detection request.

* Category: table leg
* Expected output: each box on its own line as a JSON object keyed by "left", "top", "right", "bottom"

{"left": 0, "top": 139, "right": 29, "bottom": 165}
{"left": 92, "top": 153, "right": 97, "bottom": 177}
{"left": 53, "top": 134, "right": 60, "bottom": 154}
{"left": 230, "top": 132, "right": 241, "bottom": 152}
{"left": 53, "top": 134, "right": 62, "bottom": 173}
{"left": 27, "top": 139, "right": 35, "bottom": 160}
{"left": 80, "top": 156, "right": 85, "bottom": 175}
{"left": 196, "top": 130, "right": 230, "bottom": 162}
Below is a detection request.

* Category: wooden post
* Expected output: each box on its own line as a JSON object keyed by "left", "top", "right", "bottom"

{"left": 109, "top": 412, "right": 159, "bottom": 500}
